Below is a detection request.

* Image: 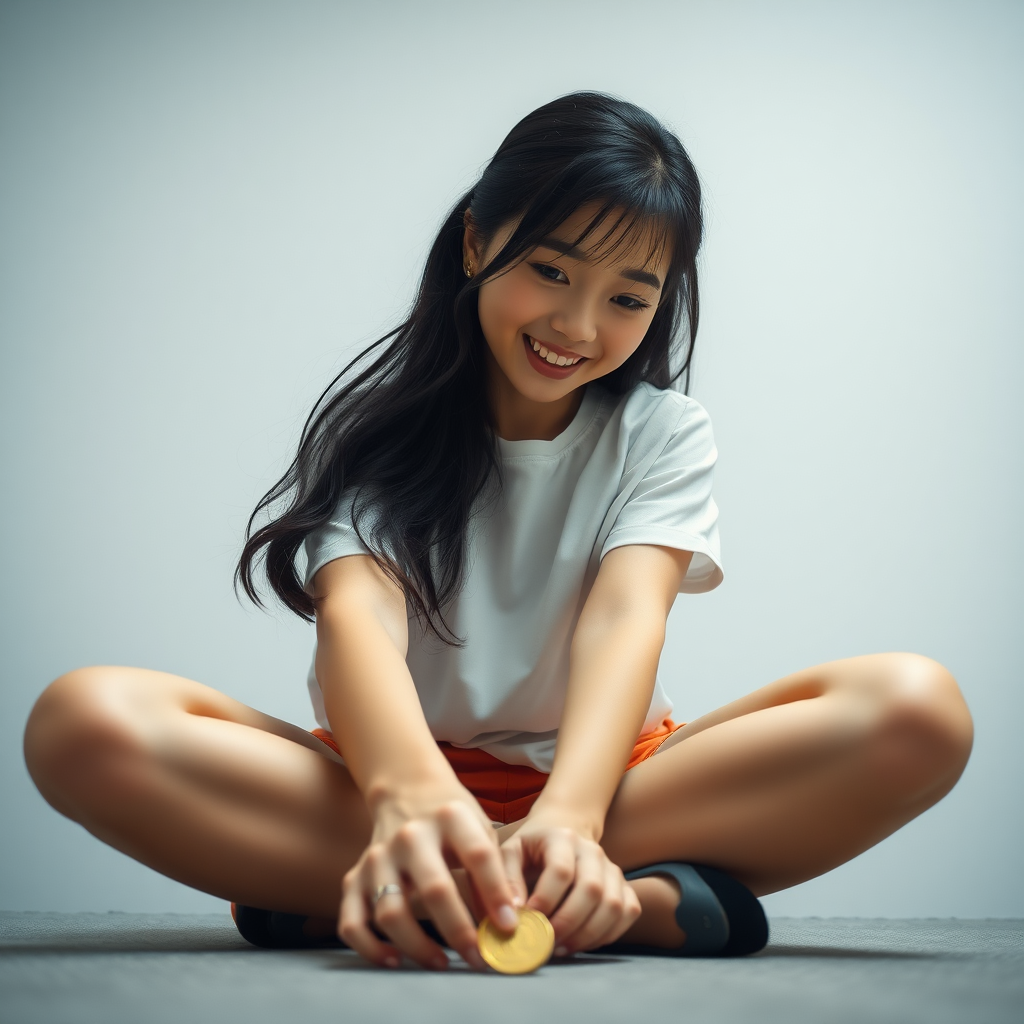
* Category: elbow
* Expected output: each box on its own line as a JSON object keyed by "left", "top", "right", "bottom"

{"left": 571, "top": 603, "right": 666, "bottom": 662}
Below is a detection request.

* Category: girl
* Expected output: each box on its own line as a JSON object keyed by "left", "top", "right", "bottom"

{"left": 23, "top": 92, "right": 973, "bottom": 972}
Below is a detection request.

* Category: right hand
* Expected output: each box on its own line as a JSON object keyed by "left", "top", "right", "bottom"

{"left": 338, "top": 780, "right": 521, "bottom": 970}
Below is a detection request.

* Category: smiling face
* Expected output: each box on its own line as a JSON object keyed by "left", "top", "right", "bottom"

{"left": 464, "top": 203, "right": 672, "bottom": 441}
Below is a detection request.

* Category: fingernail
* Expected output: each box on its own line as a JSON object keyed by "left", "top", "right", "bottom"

{"left": 554, "top": 945, "right": 568, "bottom": 958}
{"left": 496, "top": 905, "right": 519, "bottom": 931}
{"left": 384, "top": 956, "right": 400, "bottom": 969}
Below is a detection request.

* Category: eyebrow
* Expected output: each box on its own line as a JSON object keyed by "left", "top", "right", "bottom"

{"left": 537, "top": 236, "right": 663, "bottom": 291}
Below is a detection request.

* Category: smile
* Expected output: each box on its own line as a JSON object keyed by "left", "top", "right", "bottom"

{"left": 528, "top": 336, "right": 583, "bottom": 366}
{"left": 523, "top": 334, "right": 588, "bottom": 379}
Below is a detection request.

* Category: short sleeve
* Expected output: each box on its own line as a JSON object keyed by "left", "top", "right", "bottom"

{"left": 599, "top": 398, "right": 723, "bottom": 593}
{"left": 301, "top": 491, "right": 375, "bottom": 594}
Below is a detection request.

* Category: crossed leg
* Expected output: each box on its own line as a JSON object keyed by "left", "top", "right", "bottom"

{"left": 593, "top": 652, "right": 972, "bottom": 945}
{"left": 24, "top": 667, "right": 372, "bottom": 917}
{"left": 602, "top": 651, "right": 972, "bottom": 891}
{"left": 23, "top": 652, "right": 972, "bottom": 947}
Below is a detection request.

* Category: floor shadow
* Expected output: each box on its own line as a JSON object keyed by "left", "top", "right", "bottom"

{"left": 551, "top": 954, "right": 626, "bottom": 966}
{"left": 761, "top": 945, "right": 962, "bottom": 961}
{"left": 324, "top": 950, "right": 629, "bottom": 973}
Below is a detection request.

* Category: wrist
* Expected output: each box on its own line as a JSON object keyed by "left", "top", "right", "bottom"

{"left": 524, "top": 795, "right": 604, "bottom": 843}
{"left": 363, "top": 759, "right": 464, "bottom": 819}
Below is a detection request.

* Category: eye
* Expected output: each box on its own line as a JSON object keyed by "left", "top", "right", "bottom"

{"left": 530, "top": 262, "right": 568, "bottom": 283}
{"left": 613, "top": 295, "right": 651, "bottom": 313}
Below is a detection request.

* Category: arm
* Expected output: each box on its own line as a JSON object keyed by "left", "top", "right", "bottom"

{"left": 314, "top": 555, "right": 453, "bottom": 810}
{"left": 312, "top": 555, "right": 517, "bottom": 970}
{"left": 500, "top": 543, "right": 693, "bottom": 950}
{"left": 530, "top": 543, "right": 692, "bottom": 839}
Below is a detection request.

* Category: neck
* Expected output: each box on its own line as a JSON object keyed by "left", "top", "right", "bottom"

{"left": 487, "top": 355, "right": 586, "bottom": 442}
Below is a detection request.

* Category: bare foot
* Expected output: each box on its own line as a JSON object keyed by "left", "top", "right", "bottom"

{"left": 616, "top": 875, "right": 687, "bottom": 948}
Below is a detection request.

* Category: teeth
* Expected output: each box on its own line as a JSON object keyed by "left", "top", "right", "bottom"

{"left": 529, "top": 336, "right": 580, "bottom": 366}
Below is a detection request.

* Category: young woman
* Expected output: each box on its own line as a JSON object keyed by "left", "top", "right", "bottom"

{"left": 23, "top": 92, "right": 973, "bottom": 972}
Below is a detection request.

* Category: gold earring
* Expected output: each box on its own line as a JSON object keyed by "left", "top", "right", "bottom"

{"left": 464, "top": 259, "right": 475, "bottom": 278}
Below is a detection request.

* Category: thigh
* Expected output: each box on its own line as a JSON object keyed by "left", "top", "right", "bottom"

{"left": 27, "top": 663, "right": 351, "bottom": 781}
{"left": 26, "top": 666, "right": 373, "bottom": 915}
{"left": 653, "top": 651, "right": 959, "bottom": 754}
{"left": 598, "top": 653, "right": 971, "bottom": 893}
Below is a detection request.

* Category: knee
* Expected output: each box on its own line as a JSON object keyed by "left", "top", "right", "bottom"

{"left": 864, "top": 653, "right": 973, "bottom": 801}
{"left": 24, "top": 667, "right": 145, "bottom": 814}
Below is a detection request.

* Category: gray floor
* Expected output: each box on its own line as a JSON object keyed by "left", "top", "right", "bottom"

{"left": 1, "top": 912, "right": 1021, "bottom": 1024}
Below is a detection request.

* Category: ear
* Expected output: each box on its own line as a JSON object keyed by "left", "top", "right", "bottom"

{"left": 462, "top": 209, "right": 484, "bottom": 269}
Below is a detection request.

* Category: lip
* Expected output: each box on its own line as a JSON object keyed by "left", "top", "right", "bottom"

{"left": 523, "top": 334, "right": 588, "bottom": 379}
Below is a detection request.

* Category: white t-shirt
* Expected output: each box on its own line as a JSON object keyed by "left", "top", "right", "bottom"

{"left": 302, "top": 380, "right": 723, "bottom": 772}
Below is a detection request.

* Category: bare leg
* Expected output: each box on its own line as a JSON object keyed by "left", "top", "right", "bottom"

{"left": 25, "top": 653, "right": 972, "bottom": 951}
{"left": 587, "top": 653, "right": 973, "bottom": 947}
{"left": 24, "top": 666, "right": 370, "bottom": 918}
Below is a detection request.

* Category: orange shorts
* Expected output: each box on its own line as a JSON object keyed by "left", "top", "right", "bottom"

{"left": 311, "top": 718, "right": 684, "bottom": 825}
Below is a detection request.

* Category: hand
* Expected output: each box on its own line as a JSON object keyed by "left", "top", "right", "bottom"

{"left": 338, "top": 780, "right": 520, "bottom": 971}
{"left": 500, "top": 812, "right": 641, "bottom": 956}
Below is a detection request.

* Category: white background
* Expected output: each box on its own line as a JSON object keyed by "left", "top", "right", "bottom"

{"left": 1, "top": 0, "right": 1021, "bottom": 917}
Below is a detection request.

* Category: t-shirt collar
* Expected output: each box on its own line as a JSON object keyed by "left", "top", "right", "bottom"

{"left": 495, "top": 384, "right": 604, "bottom": 459}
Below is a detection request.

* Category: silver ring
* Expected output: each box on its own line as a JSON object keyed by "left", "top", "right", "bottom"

{"left": 372, "top": 883, "right": 403, "bottom": 907}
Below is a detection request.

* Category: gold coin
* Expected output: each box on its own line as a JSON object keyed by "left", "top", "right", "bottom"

{"left": 477, "top": 908, "right": 555, "bottom": 974}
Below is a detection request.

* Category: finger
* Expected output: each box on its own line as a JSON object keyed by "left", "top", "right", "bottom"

{"left": 592, "top": 863, "right": 642, "bottom": 948}
{"left": 546, "top": 844, "right": 606, "bottom": 943}
{"left": 338, "top": 866, "right": 401, "bottom": 968}
{"left": 372, "top": 881, "right": 452, "bottom": 972}
{"left": 392, "top": 818, "right": 486, "bottom": 969}
{"left": 523, "top": 830, "right": 576, "bottom": 919}
{"left": 367, "top": 835, "right": 452, "bottom": 971}
{"left": 437, "top": 803, "right": 518, "bottom": 934}
{"left": 562, "top": 860, "right": 637, "bottom": 953}
{"left": 615, "top": 876, "right": 644, "bottom": 943}
{"left": 445, "top": 867, "right": 486, "bottom": 923}
{"left": 500, "top": 836, "right": 528, "bottom": 909}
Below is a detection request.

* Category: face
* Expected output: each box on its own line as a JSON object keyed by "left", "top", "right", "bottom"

{"left": 465, "top": 203, "right": 671, "bottom": 421}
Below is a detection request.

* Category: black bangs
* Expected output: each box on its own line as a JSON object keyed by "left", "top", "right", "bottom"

{"left": 571, "top": 207, "right": 674, "bottom": 274}
{"left": 237, "top": 91, "right": 704, "bottom": 644}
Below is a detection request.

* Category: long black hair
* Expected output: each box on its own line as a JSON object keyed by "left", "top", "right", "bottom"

{"left": 236, "top": 91, "right": 704, "bottom": 645}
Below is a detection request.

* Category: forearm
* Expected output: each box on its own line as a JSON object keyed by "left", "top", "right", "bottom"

{"left": 531, "top": 608, "right": 665, "bottom": 840}
{"left": 315, "top": 598, "right": 458, "bottom": 813}
{"left": 311, "top": 558, "right": 516, "bottom": 968}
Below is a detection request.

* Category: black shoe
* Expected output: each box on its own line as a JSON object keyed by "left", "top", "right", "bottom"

{"left": 596, "top": 862, "right": 769, "bottom": 957}
{"left": 231, "top": 903, "right": 346, "bottom": 949}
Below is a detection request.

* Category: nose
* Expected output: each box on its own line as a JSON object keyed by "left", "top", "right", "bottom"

{"left": 548, "top": 294, "right": 599, "bottom": 347}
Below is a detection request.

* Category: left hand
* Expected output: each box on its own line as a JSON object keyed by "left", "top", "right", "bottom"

{"left": 498, "top": 813, "right": 641, "bottom": 955}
